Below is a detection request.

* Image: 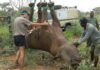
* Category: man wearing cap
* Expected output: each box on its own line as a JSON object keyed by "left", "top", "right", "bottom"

{"left": 74, "top": 17, "right": 100, "bottom": 67}
{"left": 13, "top": 10, "right": 48, "bottom": 68}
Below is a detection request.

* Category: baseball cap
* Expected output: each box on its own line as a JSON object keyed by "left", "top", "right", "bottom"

{"left": 80, "top": 17, "right": 88, "bottom": 24}
{"left": 20, "top": 10, "right": 29, "bottom": 15}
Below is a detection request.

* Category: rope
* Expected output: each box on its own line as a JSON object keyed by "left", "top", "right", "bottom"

{"left": 42, "top": 4, "right": 48, "bottom": 10}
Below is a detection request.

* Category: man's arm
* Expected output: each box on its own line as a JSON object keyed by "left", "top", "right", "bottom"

{"left": 78, "top": 26, "right": 93, "bottom": 44}
{"left": 32, "top": 22, "right": 49, "bottom": 26}
{"left": 23, "top": 18, "right": 49, "bottom": 29}
{"left": 79, "top": 31, "right": 85, "bottom": 40}
{"left": 74, "top": 31, "right": 86, "bottom": 47}
{"left": 95, "top": 19, "right": 99, "bottom": 30}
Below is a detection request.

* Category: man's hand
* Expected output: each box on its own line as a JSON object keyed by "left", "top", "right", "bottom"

{"left": 32, "top": 21, "right": 49, "bottom": 26}
{"left": 73, "top": 42, "right": 80, "bottom": 48}
{"left": 32, "top": 22, "right": 49, "bottom": 29}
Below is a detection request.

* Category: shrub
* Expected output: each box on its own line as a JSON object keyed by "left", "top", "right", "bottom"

{"left": 64, "top": 23, "right": 82, "bottom": 40}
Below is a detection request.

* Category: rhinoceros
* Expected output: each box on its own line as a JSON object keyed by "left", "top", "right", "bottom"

{"left": 27, "top": 2, "right": 81, "bottom": 70}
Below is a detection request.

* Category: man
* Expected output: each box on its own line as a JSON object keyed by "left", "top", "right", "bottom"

{"left": 74, "top": 17, "right": 100, "bottom": 67}
{"left": 13, "top": 10, "right": 48, "bottom": 68}
{"left": 88, "top": 11, "right": 99, "bottom": 29}
{"left": 87, "top": 11, "right": 99, "bottom": 48}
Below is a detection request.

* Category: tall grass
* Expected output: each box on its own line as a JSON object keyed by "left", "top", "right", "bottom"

{"left": 0, "top": 24, "right": 10, "bottom": 48}
{"left": 64, "top": 23, "right": 82, "bottom": 40}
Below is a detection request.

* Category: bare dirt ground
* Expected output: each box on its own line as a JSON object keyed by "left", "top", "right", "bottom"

{"left": 0, "top": 52, "right": 60, "bottom": 70}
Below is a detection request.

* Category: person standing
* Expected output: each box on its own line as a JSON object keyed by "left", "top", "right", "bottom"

{"left": 87, "top": 11, "right": 99, "bottom": 49}
{"left": 12, "top": 10, "right": 49, "bottom": 68}
{"left": 88, "top": 11, "right": 99, "bottom": 29}
{"left": 13, "top": 10, "right": 33, "bottom": 68}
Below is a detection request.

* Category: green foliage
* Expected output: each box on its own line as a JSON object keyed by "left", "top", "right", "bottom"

{"left": 0, "top": 11, "right": 6, "bottom": 16}
{"left": 64, "top": 23, "right": 82, "bottom": 40}
{"left": 25, "top": 49, "right": 37, "bottom": 67}
{"left": 0, "top": 24, "right": 10, "bottom": 48}
{"left": 96, "top": 14, "right": 100, "bottom": 23}
{"left": 25, "top": 49, "right": 53, "bottom": 67}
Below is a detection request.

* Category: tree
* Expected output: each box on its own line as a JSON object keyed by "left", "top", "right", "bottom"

{"left": 0, "top": 2, "right": 10, "bottom": 11}
{"left": 9, "top": 0, "right": 34, "bottom": 10}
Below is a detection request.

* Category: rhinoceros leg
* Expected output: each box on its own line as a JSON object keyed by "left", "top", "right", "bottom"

{"left": 37, "top": 2, "right": 43, "bottom": 23}
{"left": 29, "top": 3, "right": 35, "bottom": 21}
{"left": 48, "top": 3, "right": 81, "bottom": 70}
{"left": 48, "top": 2, "right": 61, "bottom": 28}
{"left": 37, "top": 2, "right": 48, "bottom": 23}
{"left": 41, "top": 2, "right": 48, "bottom": 22}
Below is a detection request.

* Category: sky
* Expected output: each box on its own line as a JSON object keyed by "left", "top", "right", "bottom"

{"left": 1, "top": 0, "right": 100, "bottom": 12}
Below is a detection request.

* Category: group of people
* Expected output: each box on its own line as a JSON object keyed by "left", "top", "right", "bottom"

{"left": 74, "top": 11, "right": 100, "bottom": 67}
{"left": 12, "top": 10, "right": 100, "bottom": 68}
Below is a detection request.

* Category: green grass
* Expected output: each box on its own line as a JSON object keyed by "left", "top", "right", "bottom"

{"left": 64, "top": 23, "right": 82, "bottom": 40}
{"left": 0, "top": 24, "right": 11, "bottom": 48}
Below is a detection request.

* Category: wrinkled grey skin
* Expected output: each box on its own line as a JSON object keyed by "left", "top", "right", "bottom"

{"left": 26, "top": 2, "right": 81, "bottom": 70}
{"left": 26, "top": 26, "right": 81, "bottom": 70}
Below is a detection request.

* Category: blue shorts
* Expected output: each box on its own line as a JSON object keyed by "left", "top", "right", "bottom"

{"left": 14, "top": 35, "right": 25, "bottom": 47}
